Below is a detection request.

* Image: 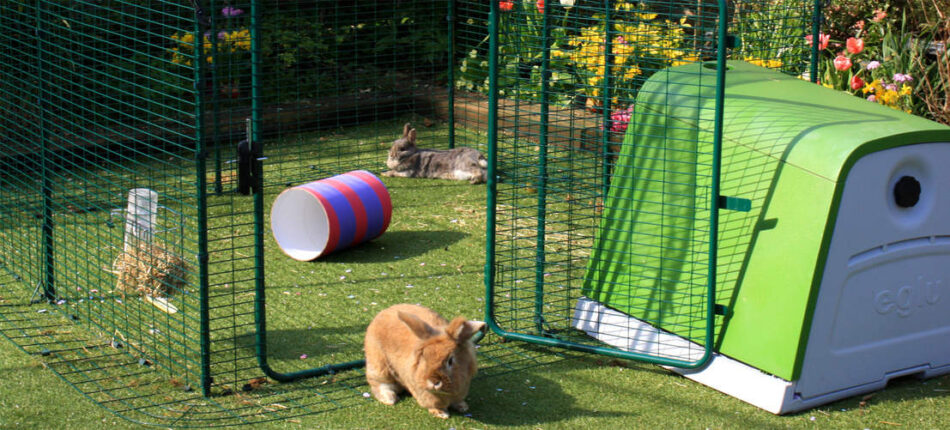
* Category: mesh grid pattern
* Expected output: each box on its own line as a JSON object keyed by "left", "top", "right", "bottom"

{"left": 1, "top": 0, "right": 816, "bottom": 425}
{"left": 486, "top": 0, "right": 815, "bottom": 366}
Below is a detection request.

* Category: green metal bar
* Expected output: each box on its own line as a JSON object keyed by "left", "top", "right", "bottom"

{"left": 809, "top": 0, "right": 821, "bottom": 83}
{"left": 447, "top": 0, "right": 456, "bottom": 149}
{"left": 210, "top": 11, "right": 223, "bottom": 194}
{"left": 487, "top": 325, "right": 707, "bottom": 368}
{"left": 35, "top": 0, "right": 55, "bottom": 302}
{"left": 484, "top": 0, "right": 500, "bottom": 329}
{"left": 532, "top": 0, "right": 552, "bottom": 335}
{"left": 194, "top": 17, "right": 213, "bottom": 397}
{"left": 600, "top": 2, "right": 613, "bottom": 200}
{"left": 194, "top": 0, "right": 217, "bottom": 398}
{"left": 700, "top": 0, "right": 731, "bottom": 367}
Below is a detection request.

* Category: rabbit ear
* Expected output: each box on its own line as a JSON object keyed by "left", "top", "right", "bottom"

{"left": 407, "top": 128, "right": 416, "bottom": 144}
{"left": 403, "top": 123, "right": 411, "bottom": 137}
{"left": 398, "top": 311, "right": 436, "bottom": 340}
{"left": 447, "top": 317, "right": 486, "bottom": 342}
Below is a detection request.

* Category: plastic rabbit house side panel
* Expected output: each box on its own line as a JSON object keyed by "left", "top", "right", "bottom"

{"left": 575, "top": 61, "right": 950, "bottom": 414}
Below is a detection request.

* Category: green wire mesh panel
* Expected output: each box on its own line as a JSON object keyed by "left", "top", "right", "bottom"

{"left": 202, "top": 0, "right": 498, "bottom": 395}
{"left": 486, "top": 0, "right": 816, "bottom": 366}
{"left": 1, "top": 0, "right": 205, "bottom": 389}
{"left": 0, "top": 0, "right": 44, "bottom": 288}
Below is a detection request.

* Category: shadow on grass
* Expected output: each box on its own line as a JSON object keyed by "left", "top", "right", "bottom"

{"left": 469, "top": 368, "right": 632, "bottom": 425}
{"left": 316, "top": 230, "right": 468, "bottom": 263}
{"left": 232, "top": 326, "right": 365, "bottom": 362}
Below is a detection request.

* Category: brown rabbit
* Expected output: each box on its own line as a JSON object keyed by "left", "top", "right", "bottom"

{"left": 364, "top": 304, "right": 485, "bottom": 418}
{"left": 381, "top": 123, "right": 488, "bottom": 184}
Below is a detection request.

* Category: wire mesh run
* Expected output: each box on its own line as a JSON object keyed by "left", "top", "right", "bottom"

{"left": 1, "top": 0, "right": 494, "bottom": 423}
{"left": 1, "top": 0, "right": 818, "bottom": 424}
{"left": 485, "top": 0, "right": 817, "bottom": 366}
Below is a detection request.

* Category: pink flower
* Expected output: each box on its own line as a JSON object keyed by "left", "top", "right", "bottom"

{"left": 872, "top": 9, "right": 887, "bottom": 23}
{"left": 805, "top": 33, "right": 830, "bottom": 50}
{"left": 850, "top": 75, "right": 865, "bottom": 90}
{"left": 221, "top": 6, "right": 244, "bottom": 17}
{"left": 300, "top": 354, "right": 308, "bottom": 360}
{"left": 893, "top": 73, "right": 914, "bottom": 84}
{"left": 854, "top": 20, "right": 865, "bottom": 30}
{"left": 499, "top": 0, "right": 514, "bottom": 11}
{"left": 846, "top": 37, "right": 864, "bottom": 54}
{"left": 833, "top": 55, "right": 852, "bottom": 71}
{"left": 536, "top": 0, "right": 544, "bottom": 14}
{"left": 608, "top": 106, "right": 634, "bottom": 133}
{"left": 867, "top": 94, "right": 877, "bottom": 102}
{"left": 866, "top": 60, "right": 881, "bottom": 70}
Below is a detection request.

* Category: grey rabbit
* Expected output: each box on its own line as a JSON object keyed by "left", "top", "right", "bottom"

{"left": 382, "top": 123, "right": 488, "bottom": 184}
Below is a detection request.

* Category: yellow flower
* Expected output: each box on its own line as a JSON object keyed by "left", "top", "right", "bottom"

{"left": 900, "top": 85, "right": 912, "bottom": 96}
{"left": 744, "top": 57, "right": 783, "bottom": 68}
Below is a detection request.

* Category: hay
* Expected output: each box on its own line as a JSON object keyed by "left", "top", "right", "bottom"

{"left": 112, "top": 242, "right": 188, "bottom": 298}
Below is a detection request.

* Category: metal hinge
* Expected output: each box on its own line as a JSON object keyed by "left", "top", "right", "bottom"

{"left": 718, "top": 195, "right": 751, "bottom": 212}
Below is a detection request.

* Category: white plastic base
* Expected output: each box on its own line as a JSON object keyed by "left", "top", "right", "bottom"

{"left": 572, "top": 297, "right": 950, "bottom": 414}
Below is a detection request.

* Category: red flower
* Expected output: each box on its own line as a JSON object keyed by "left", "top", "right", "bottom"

{"left": 846, "top": 37, "right": 864, "bottom": 54}
{"left": 833, "top": 55, "right": 852, "bottom": 71}
{"left": 499, "top": 0, "right": 514, "bottom": 11}
{"left": 805, "top": 33, "right": 830, "bottom": 50}
{"left": 221, "top": 83, "right": 240, "bottom": 99}
{"left": 536, "top": 0, "right": 544, "bottom": 14}
{"left": 850, "top": 75, "right": 865, "bottom": 90}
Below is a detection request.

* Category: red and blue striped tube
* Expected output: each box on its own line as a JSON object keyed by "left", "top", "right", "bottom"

{"left": 270, "top": 170, "right": 392, "bottom": 261}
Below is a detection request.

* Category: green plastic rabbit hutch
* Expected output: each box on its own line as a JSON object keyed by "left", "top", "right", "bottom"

{"left": 483, "top": 0, "right": 950, "bottom": 415}
{"left": 574, "top": 61, "right": 950, "bottom": 413}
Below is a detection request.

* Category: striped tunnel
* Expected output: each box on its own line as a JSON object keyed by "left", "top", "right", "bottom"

{"left": 270, "top": 170, "right": 392, "bottom": 261}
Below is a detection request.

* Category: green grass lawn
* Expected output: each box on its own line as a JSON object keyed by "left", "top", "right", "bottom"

{"left": 4, "top": 318, "right": 950, "bottom": 429}
{"left": 2, "top": 118, "right": 950, "bottom": 428}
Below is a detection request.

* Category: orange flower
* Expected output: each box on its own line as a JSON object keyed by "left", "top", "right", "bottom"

{"left": 499, "top": 0, "right": 514, "bottom": 11}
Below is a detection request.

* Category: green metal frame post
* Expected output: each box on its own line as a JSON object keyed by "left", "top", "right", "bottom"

{"left": 809, "top": 0, "right": 821, "bottom": 83}
{"left": 600, "top": 2, "right": 613, "bottom": 200}
{"left": 447, "top": 0, "right": 456, "bottom": 148}
{"left": 532, "top": 0, "right": 553, "bottom": 335}
{"left": 194, "top": 10, "right": 213, "bottom": 397}
{"left": 484, "top": 0, "right": 500, "bottom": 329}
{"left": 36, "top": 0, "right": 56, "bottom": 302}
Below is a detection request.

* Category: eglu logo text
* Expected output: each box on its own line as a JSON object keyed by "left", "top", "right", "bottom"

{"left": 874, "top": 275, "right": 942, "bottom": 318}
